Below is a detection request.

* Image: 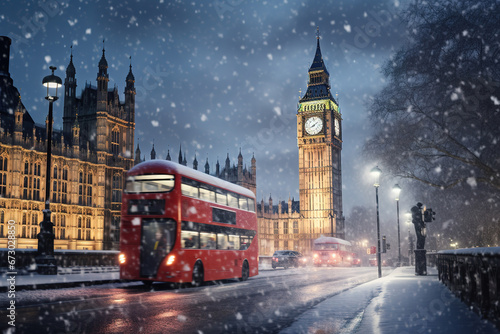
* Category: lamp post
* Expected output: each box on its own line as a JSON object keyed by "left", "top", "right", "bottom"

{"left": 370, "top": 166, "right": 382, "bottom": 278}
{"left": 36, "top": 66, "right": 61, "bottom": 275}
{"left": 405, "top": 212, "right": 413, "bottom": 266}
{"left": 392, "top": 184, "right": 402, "bottom": 267}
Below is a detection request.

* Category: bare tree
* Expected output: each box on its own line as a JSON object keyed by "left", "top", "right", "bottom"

{"left": 364, "top": 0, "right": 500, "bottom": 190}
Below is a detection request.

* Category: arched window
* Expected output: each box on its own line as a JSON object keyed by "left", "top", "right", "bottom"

{"left": 0, "top": 211, "right": 4, "bottom": 237}
{"left": 52, "top": 180, "right": 58, "bottom": 203}
{"left": 112, "top": 173, "right": 122, "bottom": 203}
{"left": 111, "top": 127, "right": 120, "bottom": 155}
{"left": 85, "top": 218, "right": 91, "bottom": 240}
{"left": 87, "top": 187, "right": 92, "bottom": 206}
{"left": 23, "top": 177, "right": 29, "bottom": 199}
{"left": 0, "top": 157, "right": 6, "bottom": 196}
{"left": 78, "top": 217, "right": 82, "bottom": 240}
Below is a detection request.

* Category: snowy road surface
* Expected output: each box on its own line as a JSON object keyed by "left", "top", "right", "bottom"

{"left": 0, "top": 266, "right": 389, "bottom": 333}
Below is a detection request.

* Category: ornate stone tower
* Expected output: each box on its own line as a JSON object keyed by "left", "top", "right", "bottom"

{"left": 297, "top": 30, "right": 344, "bottom": 250}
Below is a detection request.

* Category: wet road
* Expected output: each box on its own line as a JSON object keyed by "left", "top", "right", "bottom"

{"left": 0, "top": 267, "right": 390, "bottom": 333}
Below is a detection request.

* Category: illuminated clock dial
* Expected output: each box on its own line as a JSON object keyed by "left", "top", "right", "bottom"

{"left": 305, "top": 116, "right": 323, "bottom": 135}
{"left": 335, "top": 118, "right": 340, "bottom": 136}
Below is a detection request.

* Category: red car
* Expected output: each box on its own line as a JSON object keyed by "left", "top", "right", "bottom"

{"left": 351, "top": 254, "right": 361, "bottom": 267}
{"left": 369, "top": 258, "right": 387, "bottom": 267}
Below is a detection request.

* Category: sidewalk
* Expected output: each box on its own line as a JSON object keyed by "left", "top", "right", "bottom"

{"left": 281, "top": 266, "right": 499, "bottom": 334}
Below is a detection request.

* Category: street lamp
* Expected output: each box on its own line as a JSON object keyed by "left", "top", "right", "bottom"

{"left": 36, "top": 66, "right": 61, "bottom": 275}
{"left": 370, "top": 166, "right": 382, "bottom": 278}
{"left": 405, "top": 211, "right": 413, "bottom": 266}
{"left": 392, "top": 184, "right": 402, "bottom": 267}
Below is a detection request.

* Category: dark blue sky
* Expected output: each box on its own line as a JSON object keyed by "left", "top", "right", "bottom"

{"left": 1, "top": 0, "right": 412, "bottom": 216}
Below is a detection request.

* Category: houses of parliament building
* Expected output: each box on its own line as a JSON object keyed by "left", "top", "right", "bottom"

{"left": 0, "top": 36, "right": 135, "bottom": 250}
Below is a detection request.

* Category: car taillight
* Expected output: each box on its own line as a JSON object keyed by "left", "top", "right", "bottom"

{"left": 119, "top": 253, "right": 126, "bottom": 264}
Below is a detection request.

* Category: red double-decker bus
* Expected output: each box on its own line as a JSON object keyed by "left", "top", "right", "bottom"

{"left": 119, "top": 160, "right": 258, "bottom": 286}
{"left": 312, "top": 236, "right": 354, "bottom": 267}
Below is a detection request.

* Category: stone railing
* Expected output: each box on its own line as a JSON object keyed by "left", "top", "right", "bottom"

{"left": 0, "top": 248, "right": 120, "bottom": 273}
{"left": 436, "top": 248, "right": 500, "bottom": 327}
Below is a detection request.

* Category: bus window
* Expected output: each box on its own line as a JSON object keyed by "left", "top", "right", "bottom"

{"left": 248, "top": 198, "right": 255, "bottom": 212}
{"left": 228, "top": 234, "right": 240, "bottom": 250}
{"left": 228, "top": 192, "right": 238, "bottom": 208}
{"left": 239, "top": 197, "right": 248, "bottom": 211}
{"left": 217, "top": 233, "right": 228, "bottom": 249}
{"left": 200, "top": 185, "right": 216, "bottom": 202}
{"left": 212, "top": 207, "right": 236, "bottom": 225}
{"left": 240, "top": 235, "right": 253, "bottom": 250}
{"left": 200, "top": 232, "right": 216, "bottom": 249}
{"left": 125, "top": 174, "right": 175, "bottom": 193}
{"left": 181, "top": 230, "right": 199, "bottom": 249}
{"left": 181, "top": 182, "right": 198, "bottom": 198}
{"left": 216, "top": 189, "right": 227, "bottom": 205}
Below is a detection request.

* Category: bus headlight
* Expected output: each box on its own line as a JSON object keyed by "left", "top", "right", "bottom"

{"left": 331, "top": 253, "right": 336, "bottom": 258}
{"left": 119, "top": 253, "right": 126, "bottom": 264}
{"left": 166, "top": 255, "right": 175, "bottom": 266}
{"left": 313, "top": 253, "right": 318, "bottom": 258}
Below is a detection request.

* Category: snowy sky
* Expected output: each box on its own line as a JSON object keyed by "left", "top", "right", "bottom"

{"left": 0, "top": 0, "right": 412, "bottom": 216}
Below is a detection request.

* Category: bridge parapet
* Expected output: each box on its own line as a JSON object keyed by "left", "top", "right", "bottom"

{"left": 0, "top": 248, "right": 120, "bottom": 274}
{"left": 436, "top": 248, "right": 500, "bottom": 327}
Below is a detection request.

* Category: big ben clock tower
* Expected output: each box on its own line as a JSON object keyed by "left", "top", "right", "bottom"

{"left": 297, "top": 30, "right": 344, "bottom": 251}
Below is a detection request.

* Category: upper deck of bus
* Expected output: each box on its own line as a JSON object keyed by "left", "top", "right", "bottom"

{"left": 126, "top": 160, "right": 255, "bottom": 200}
{"left": 313, "top": 236, "right": 352, "bottom": 247}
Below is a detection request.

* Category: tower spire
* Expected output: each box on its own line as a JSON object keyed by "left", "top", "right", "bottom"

{"left": 299, "top": 28, "right": 332, "bottom": 103}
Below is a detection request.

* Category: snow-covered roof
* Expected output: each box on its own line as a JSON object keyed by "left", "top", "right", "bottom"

{"left": 313, "top": 236, "right": 352, "bottom": 246}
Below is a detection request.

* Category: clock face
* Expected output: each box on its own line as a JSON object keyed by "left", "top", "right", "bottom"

{"left": 335, "top": 118, "right": 340, "bottom": 136}
{"left": 305, "top": 116, "right": 323, "bottom": 135}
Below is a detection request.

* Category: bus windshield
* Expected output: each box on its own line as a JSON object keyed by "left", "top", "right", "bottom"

{"left": 125, "top": 174, "right": 175, "bottom": 193}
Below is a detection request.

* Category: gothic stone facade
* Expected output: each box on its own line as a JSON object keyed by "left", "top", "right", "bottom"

{"left": 0, "top": 36, "right": 135, "bottom": 250}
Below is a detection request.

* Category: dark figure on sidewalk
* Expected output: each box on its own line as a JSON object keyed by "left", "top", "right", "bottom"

{"left": 411, "top": 203, "right": 426, "bottom": 250}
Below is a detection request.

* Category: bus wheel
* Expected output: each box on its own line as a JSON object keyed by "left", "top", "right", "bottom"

{"left": 240, "top": 260, "right": 249, "bottom": 281}
{"left": 191, "top": 261, "right": 204, "bottom": 287}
